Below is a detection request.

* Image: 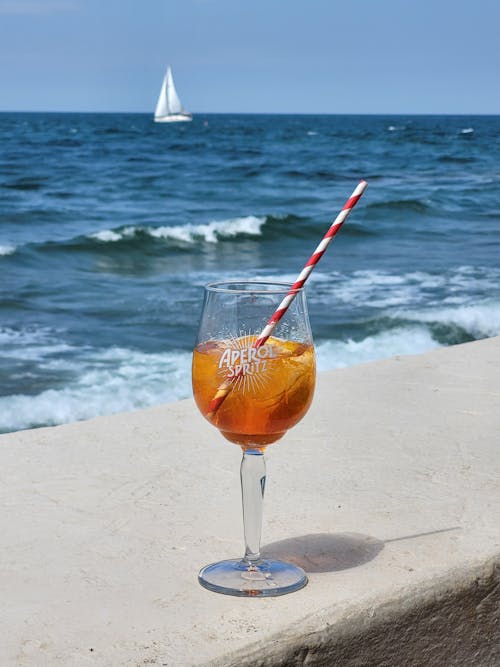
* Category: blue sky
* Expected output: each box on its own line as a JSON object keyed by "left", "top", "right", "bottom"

{"left": 0, "top": 0, "right": 498, "bottom": 114}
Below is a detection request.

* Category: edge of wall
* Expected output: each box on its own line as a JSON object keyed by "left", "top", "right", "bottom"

{"left": 205, "top": 556, "right": 500, "bottom": 667}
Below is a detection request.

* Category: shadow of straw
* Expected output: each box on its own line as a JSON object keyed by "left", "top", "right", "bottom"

{"left": 261, "top": 527, "right": 461, "bottom": 574}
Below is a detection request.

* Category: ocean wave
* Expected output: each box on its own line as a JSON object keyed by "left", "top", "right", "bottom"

{"left": 0, "top": 326, "right": 80, "bottom": 376}
{"left": 390, "top": 300, "right": 500, "bottom": 339}
{"left": 306, "top": 266, "right": 500, "bottom": 311}
{"left": 0, "top": 345, "right": 192, "bottom": 433}
{"left": 90, "top": 228, "right": 133, "bottom": 243}
{"left": 257, "top": 268, "right": 500, "bottom": 349}
{"left": 0, "top": 324, "right": 442, "bottom": 434}
{"left": 150, "top": 216, "right": 266, "bottom": 243}
{"left": 0, "top": 244, "right": 16, "bottom": 256}
{"left": 89, "top": 215, "right": 267, "bottom": 245}
{"left": 0, "top": 324, "right": 62, "bottom": 347}
{"left": 316, "top": 325, "right": 440, "bottom": 370}
{"left": 14, "top": 212, "right": 376, "bottom": 258}
{"left": 14, "top": 215, "right": 272, "bottom": 256}
{"left": 1, "top": 303, "right": 498, "bottom": 433}
{"left": 218, "top": 268, "right": 500, "bottom": 317}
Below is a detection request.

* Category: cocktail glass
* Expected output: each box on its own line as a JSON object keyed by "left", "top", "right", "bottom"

{"left": 192, "top": 281, "right": 316, "bottom": 596}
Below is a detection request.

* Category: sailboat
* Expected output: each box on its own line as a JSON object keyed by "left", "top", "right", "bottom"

{"left": 154, "top": 66, "right": 192, "bottom": 123}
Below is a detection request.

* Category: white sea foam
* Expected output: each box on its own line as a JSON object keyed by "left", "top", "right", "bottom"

{"left": 254, "top": 268, "right": 500, "bottom": 341}
{"left": 0, "top": 325, "right": 67, "bottom": 350}
{"left": 0, "top": 325, "right": 192, "bottom": 432}
{"left": 269, "top": 267, "right": 500, "bottom": 311}
{"left": 391, "top": 300, "right": 500, "bottom": 339}
{"left": 2, "top": 279, "right": 499, "bottom": 433}
{"left": 90, "top": 229, "right": 124, "bottom": 242}
{"left": 315, "top": 326, "right": 440, "bottom": 371}
{"left": 0, "top": 244, "right": 16, "bottom": 256}
{"left": 0, "top": 325, "right": 442, "bottom": 434}
{"left": 151, "top": 216, "right": 266, "bottom": 243}
{"left": 0, "top": 346, "right": 192, "bottom": 433}
{"left": 89, "top": 216, "right": 267, "bottom": 245}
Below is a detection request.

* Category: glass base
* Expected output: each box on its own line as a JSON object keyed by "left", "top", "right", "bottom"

{"left": 198, "top": 558, "right": 308, "bottom": 597}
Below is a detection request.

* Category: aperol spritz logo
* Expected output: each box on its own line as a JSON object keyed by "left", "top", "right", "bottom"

{"left": 218, "top": 334, "right": 278, "bottom": 393}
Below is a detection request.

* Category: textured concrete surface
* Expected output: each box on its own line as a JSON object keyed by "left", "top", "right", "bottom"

{"left": 0, "top": 337, "right": 499, "bottom": 666}
{"left": 213, "top": 559, "right": 500, "bottom": 667}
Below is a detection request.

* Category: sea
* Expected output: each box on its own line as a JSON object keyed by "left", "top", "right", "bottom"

{"left": 1, "top": 112, "right": 499, "bottom": 434}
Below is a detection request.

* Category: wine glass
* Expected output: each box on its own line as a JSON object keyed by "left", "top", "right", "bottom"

{"left": 192, "top": 280, "right": 316, "bottom": 596}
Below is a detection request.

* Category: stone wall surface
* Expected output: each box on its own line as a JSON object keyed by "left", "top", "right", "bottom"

{"left": 0, "top": 337, "right": 499, "bottom": 666}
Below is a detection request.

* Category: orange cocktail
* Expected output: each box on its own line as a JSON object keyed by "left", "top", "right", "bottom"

{"left": 193, "top": 335, "right": 315, "bottom": 447}
{"left": 193, "top": 280, "right": 315, "bottom": 597}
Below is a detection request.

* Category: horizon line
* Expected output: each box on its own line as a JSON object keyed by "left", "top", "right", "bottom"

{"left": 1, "top": 110, "right": 499, "bottom": 117}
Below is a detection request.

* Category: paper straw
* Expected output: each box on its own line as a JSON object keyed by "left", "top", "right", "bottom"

{"left": 206, "top": 179, "right": 368, "bottom": 418}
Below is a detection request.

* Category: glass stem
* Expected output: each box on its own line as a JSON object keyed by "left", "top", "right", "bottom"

{"left": 240, "top": 449, "right": 266, "bottom": 565}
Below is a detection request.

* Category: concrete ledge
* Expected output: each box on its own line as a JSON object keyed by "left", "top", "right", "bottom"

{"left": 1, "top": 337, "right": 499, "bottom": 666}
{"left": 213, "top": 558, "right": 500, "bottom": 666}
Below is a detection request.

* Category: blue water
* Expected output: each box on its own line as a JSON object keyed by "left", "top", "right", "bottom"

{"left": 1, "top": 112, "right": 500, "bottom": 433}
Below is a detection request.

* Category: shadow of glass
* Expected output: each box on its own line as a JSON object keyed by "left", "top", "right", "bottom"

{"left": 261, "top": 532, "right": 384, "bottom": 573}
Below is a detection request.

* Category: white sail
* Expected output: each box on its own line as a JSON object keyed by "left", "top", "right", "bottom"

{"left": 154, "top": 74, "right": 168, "bottom": 118}
{"left": 154, "top": 66, "right": 192, "bottom": 122}
{"left": 165, "top": 67, "right": 182, "bottom": 114}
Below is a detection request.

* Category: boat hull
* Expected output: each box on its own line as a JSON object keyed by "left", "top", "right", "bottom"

{"left": 154, "top": 113, "right": 192, "bottom": 123}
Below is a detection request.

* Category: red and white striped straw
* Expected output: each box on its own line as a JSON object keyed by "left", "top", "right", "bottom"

{"left": 206, "top": 179, "right": 368, "bottom": 418}
{"left": 253, "top": 178, "right": 368, "bottom": 348}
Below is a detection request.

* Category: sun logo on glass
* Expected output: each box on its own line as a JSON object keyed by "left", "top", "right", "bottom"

{"left": 217, "top": 333, "right": 278, "bottom": 395}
